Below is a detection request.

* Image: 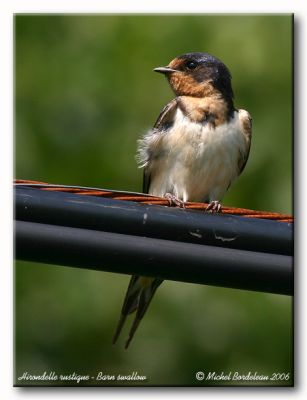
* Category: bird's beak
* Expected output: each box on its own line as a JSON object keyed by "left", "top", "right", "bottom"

{"left": 154, "top": 66, "right": 177, "bottom": 74}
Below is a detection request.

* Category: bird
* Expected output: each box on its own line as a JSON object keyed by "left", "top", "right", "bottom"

{"left": 112, "top": 52, "right": 252, "bottom": 349}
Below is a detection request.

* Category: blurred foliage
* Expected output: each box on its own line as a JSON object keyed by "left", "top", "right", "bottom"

{"left": 15, "top": 15, "right": 293, "bottom": 386}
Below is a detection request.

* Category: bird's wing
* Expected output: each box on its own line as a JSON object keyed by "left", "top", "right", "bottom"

{"left": 143, "top": 98, "right": 178, "bottom": 194}
{"left": 113, "top": 100, "right": 177, "bottom": 348}
{"left": 153, "top": 98, "right": 178, "bottom": 131}
{"left": 238, "top": 109, "right": 252, "bottom": 176}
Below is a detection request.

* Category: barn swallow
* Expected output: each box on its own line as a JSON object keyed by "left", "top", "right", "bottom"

{"left": 113, "top": 52, "right": 252, "bottom": 348}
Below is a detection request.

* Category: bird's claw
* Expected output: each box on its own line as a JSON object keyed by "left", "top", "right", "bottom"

{"left": 164, "top": 193, "right": 186, "bottom": 208}
{"left": 206, "top": 200, "right": 222, "bottom": 213}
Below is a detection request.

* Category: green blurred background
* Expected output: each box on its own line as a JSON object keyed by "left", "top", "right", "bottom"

{"left": 15, "top": 14, "right": 293, "bottom": 386}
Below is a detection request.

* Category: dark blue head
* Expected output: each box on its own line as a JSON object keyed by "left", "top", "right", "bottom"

{"left": 154, "top": 52, "right": 234, "bottom": 109}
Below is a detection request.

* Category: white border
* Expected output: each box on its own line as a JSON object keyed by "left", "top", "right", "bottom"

{"left": 0, "top": 0, "right": 297, "bottom": 13}
{"left": 1, "top": 1, "right": 305, "bottom": 399}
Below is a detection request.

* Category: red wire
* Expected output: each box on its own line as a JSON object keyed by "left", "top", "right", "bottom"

{"left": 14, "top": 179, "right": 293, "bottom": 223}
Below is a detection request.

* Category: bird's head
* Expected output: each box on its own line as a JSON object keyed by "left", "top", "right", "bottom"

{"left": 154, "top": 52, "right": 234, "bottom": 106}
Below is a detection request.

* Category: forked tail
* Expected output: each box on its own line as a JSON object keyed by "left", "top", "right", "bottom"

{"left": 113, "top": 275, "right": 163, "bottom": 349}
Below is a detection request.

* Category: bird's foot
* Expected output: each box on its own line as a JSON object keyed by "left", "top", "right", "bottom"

{"left": 206, "top": 200, "right": 222, "bottom": 213}
{"left": 164, "top": 193, "right": 186, "bottom": 208}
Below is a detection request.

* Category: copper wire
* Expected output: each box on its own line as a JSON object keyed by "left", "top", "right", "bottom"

{"left": 14, "top": 179, "right": 293, "bottom": 223}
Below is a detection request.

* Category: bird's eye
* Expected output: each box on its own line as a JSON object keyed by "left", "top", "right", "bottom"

{"left": 186, "top": 61, "right": 197, "bottom": 70}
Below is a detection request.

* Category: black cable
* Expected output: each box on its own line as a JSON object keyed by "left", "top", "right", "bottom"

{"left": 15, "top": 187, "right": 293, "bottom": 255}
{"left": 15, "top": 220, "right": 293, "bottom": 296}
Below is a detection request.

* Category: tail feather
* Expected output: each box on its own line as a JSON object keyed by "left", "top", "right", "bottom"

{"left": 112, "top": 276, "right": 140, "bottom": 345}
{"left": 124, "top": 316, "right": 142, "bottom": 349}
{"left": 113, "top": 276, "right": 162, "bottom": 348}
{"left": 112, "top": 314, "right": 127, "bottom": 345}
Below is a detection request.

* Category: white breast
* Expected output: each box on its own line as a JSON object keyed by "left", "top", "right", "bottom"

{"left": 143, "top": 108, "right": 247, "bottom": 202}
